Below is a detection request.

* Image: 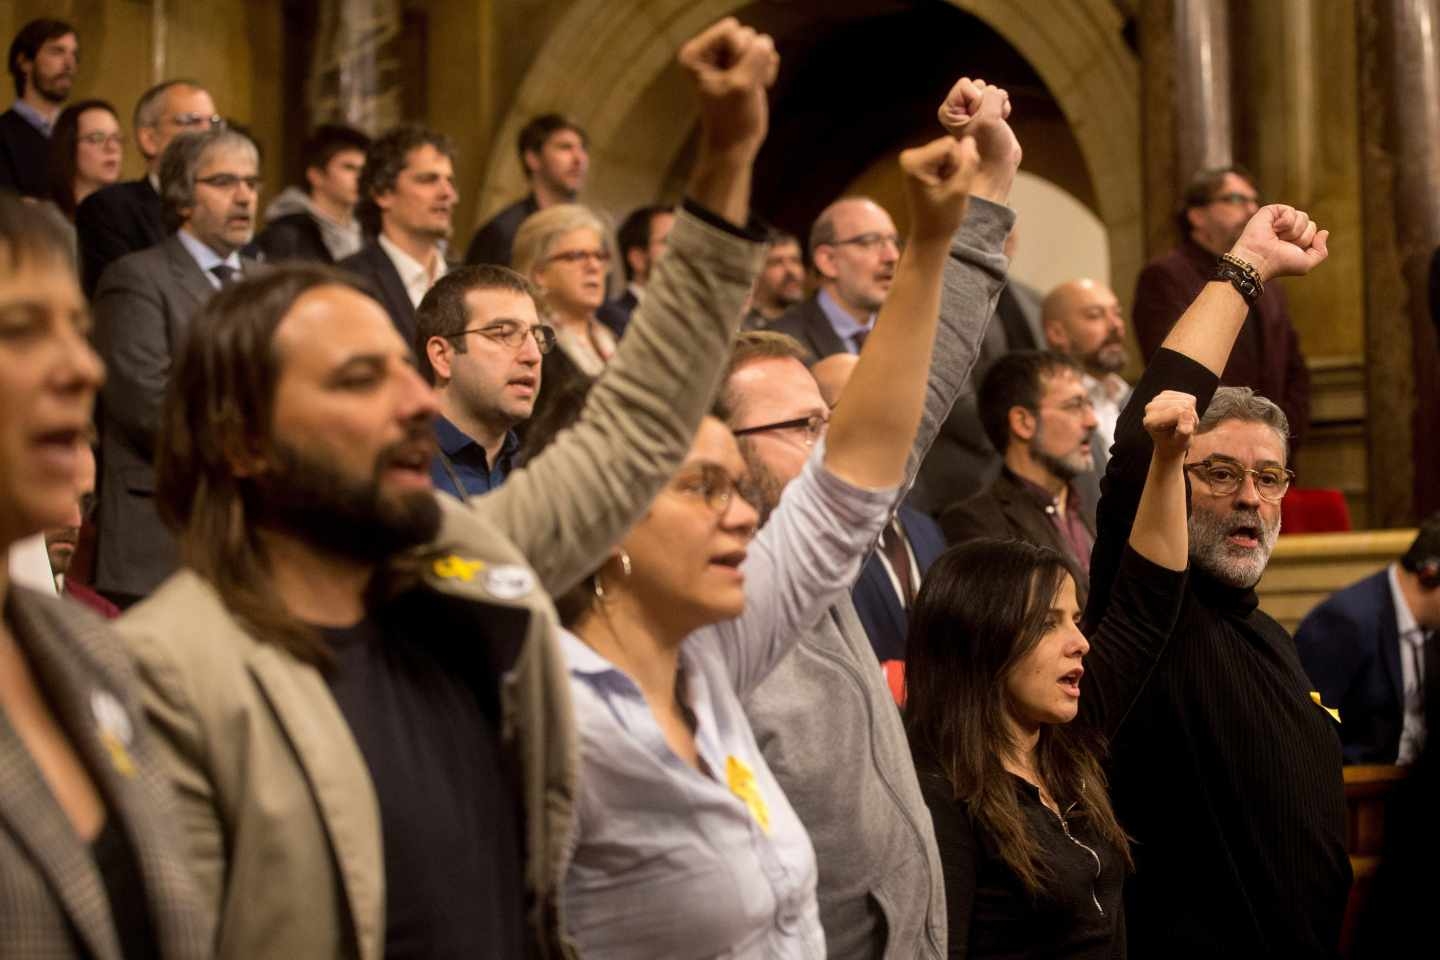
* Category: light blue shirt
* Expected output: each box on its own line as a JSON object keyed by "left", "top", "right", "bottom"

{"left": 11, "top": 100, "right": 52, "bottom": 136}
{"left": 562, "top": 442, "right": 895, "bottom": 958}
{"left": 176, "top": 228, "right": 243, "bottom": 289}
{"left": 818, "top": 288, "right": 875, "bottom": 354}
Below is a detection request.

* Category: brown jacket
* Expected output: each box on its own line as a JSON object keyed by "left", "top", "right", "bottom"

{"left": 117, "top": 206, "right": 764, "bottom": 959}
{"left": 0, "top": 587, "right": 213, "bottom": 960}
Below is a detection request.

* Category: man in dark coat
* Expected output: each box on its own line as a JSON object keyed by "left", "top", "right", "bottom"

{"left": 0, "top": 19, "right": 77, "bottom": 197}
{"left": 465, "top": 113, "right": 588, "bottom": 267}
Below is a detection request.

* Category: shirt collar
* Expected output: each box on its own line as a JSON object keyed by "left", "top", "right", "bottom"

{"left": 1389, "top": 562, "right": 1423, "bottom": 641}
{"left": 817, "top": 288, "right": 874, "bottom": 342}
{"left": 176, "top": 228, "right": 242, "bottom": 277}
{"left": 378, "top": 232, "right": 442, "bottom": 285}
{"left": 11, "top": 100, "right": 53, "bottom": 136}
{"left": 1009, "top": 467, "right": 1069, "bottom": 510}
{"left": 433, "top": 415, "right": 518, "bottom": 461}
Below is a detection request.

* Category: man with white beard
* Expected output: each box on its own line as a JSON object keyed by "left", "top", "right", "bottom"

{"left": 1082, "top": 203, "right": 1350, "bottom": 957}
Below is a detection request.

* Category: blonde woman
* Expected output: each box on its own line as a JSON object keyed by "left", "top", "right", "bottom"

{"left": 512, "top": 203, "right": 617, "bottom": 376}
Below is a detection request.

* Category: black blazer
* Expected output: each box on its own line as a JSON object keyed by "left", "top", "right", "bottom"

{"left": 339, "top": 242, "right": 417, "bottom": 345}
{"left": 771, "top": 293, "right": 851, "bottom": 359}
{"left": 0, "top": 108, "right": 49, "bottom": 198}
{"left": 939, "top": 468, "right": 1095, "bottom": 593}
{"left": 852, "top": 506, "right": 946, "bottom": 662}
{"left": 1294, "top": 569, "right": 1406, "bottom": 764}
{"left": 254, "top": 211, "right": 334, "bottom": 264}
{"left": 596, "top": 288, "right": 637, "bottom": 339}
{"left": 465, "top": 194, "right": 539, "bottom": 267}
{"left": 76, "top": 178, "right": 166, "bottom": 296}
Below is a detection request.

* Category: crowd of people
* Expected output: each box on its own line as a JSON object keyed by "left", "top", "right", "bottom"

{"left": 1, "top": 11, "right": 1429, "bottom": 960}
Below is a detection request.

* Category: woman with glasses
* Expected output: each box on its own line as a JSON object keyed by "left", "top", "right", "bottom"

{"left": 48, "top": 100, "right": 124, "bottom": 221}
{"left": 537, "top": 133, "right": 979, "bottom": 957}
{"left": 0, "top": 193, "right": 212, "bottom": 957}
{"left": 511, "top": 203, "right": 617, "bottom": 375}
{"left": 904, "top": 387, "right": 1196, "bottom": 959}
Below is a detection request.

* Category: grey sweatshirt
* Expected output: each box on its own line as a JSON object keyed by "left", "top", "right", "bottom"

{"left": 743, "top": 196, "right": 1014, "bottom": 960}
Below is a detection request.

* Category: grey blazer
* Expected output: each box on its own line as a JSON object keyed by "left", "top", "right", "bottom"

{"left": 0, "top": 586, "right": 213, "bottom": 959}
{"left": 92, "top": 235, "right": 260, "bottom": 600}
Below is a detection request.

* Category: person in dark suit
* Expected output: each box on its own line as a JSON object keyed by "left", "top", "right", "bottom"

{"left": 255, "top": 123, "right": 369, "bottom": 264}
{"left": 773, "top": 195, "right": 901, "bottom": 359}
{"left": 75, "top": 79, "right": 219, "bottom": 295}
{"left": 940, "top": 351, "right": 1099, "bottom": 589}
{"left": 1132, "top": 165, "right": 1310, "bottom": 452}
{"left": 597, "top": 203, "right": 674, "bottom": 337}
{"left": 1295, "top": 515, "right": 1440, "bottom": 765}
{"left": 465, "top": 113, "right": 588, "bottom": 267}
{"left": 0, "top": 192, "right": 213, "bottom": 960}
{"left": 0, "top": 19, "right": 77, "bottom": 198}
{"left": 92, "top": 127, "right": 262, "bottom": 606}
{"left": 340, "top": 126, "right": 457, "bottom": 344}
{"left": 742, "top": 228, "right": 805, "bottom": 329}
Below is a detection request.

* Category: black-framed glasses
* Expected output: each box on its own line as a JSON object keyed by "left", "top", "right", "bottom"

{"left": 826, "top": 231, "right": 903, "bottom": 254}
{"left": 1185, "top": 455, "right": 1294, "bottom": 502}
{"left": 195, "top": 173, "right": 260, "bottom": 191}
{"left": 732, "top": 413, "right": 829, "bottom": 448}
{"left": 449, "top": 322, "right": 556, "bottom": 354}
{"left": 1209, "top": 191, "right": 1260, "bottom": 208}
{"left": 78, "top": 132, "right": 124, "bottom": 148}
{"left": 673, "top": 462, "right": 759, "bottom": 517}
{"left": 545, "top": 248, "right": 610, "bottom": 267}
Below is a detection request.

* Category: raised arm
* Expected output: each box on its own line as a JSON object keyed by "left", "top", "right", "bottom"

{"left": 473, "top": 19, "right": 777, "bottom": 595}
{"left": 1129, "top": 391, "right": 1197, "bottom": 570}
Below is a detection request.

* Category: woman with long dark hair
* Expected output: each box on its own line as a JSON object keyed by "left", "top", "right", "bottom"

{"left": 48, "top": 99, "right": 123, "bottom": 220}
{"left": 905, "top": 389, "right": 1198, "bottom": 958}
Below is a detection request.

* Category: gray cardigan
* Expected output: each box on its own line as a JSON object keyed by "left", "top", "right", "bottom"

{"left": 743, "top": 197, "right": 1013, "bottom": 959}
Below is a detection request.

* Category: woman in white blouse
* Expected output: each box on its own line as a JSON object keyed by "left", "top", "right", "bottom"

{"left": 551, "top": 132, "right": 981, "bottom": 957}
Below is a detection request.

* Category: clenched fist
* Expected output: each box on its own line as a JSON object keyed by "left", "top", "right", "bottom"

{"left": 678, "top": 18, "right": 780, "bottom": 162}
{"left": 1228, "top": 205, "right": 1330, "bottom": 284}
{"left": 899, "top": 136, "right": 979, "bottom": 244}
{"left": 937, "top": 77, "right": 1021, "bottom": 202}
{"left": 1143, "top": 390, "right": 1199, "bottom": 459}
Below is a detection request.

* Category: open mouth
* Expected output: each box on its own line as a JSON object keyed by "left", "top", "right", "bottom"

{"left": 383, "top": 442, "right": 436, "bottom": 486}
{"left": 709, "top": 549, "right": 747, "bottom": 577}
{"left": 1059, "top": 667, "right": 1083, "bottom": 697}
{"left": 1227, "top": 524, "right": 1262, "bottom": 549}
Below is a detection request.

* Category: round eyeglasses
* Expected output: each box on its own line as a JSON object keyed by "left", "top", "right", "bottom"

{"left": 1185, "top": 455, "right": 1294, "bottom": 502}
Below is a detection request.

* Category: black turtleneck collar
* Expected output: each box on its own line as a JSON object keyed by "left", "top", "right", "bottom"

{"left": 1190, "top": 566, "right": 1261, "bottom": 618}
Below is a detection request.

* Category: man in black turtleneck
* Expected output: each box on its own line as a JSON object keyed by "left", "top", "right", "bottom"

{"left": 1083, "top": 203, "right": 1350, "bottom": 958}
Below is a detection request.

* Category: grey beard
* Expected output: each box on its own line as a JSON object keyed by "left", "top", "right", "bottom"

{"left": 1188, "top": 505, "right": 1281, "bottom": 589}
{"left": 1031, "top": 445, "right": 1086, "bottom": 483}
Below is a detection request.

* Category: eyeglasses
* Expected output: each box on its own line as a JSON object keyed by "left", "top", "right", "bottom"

{"left": 1045, "top": 395, "right": 1096, "bottom": 416}
{"left": 1209, "top": 191, "right": 1260, "bottom": 208}
{"left": 449, "top": 322, "right": 557, "bottom": 354}
{"left": 1185, "top": 455, "right": 1294, "bottom": 502}
{"left": 169, "top": 112, "right": 225, "bottom": 131}
{"left": 78, "top": 132, "right": 124, "bottom": 148}
{"left": 827, "top": 232, "right": 903, "bottom": 253}
{"left": 195, "top": 173, "right": 260, "bottom": 192}
{"left": 545, "top": 248, "right": 610, "bottom": 267}
{"left": 732, "top": 413, "right": 829, "bottom": 448}
{"left": 674, "top": 462, "right": 759, "bottom": 516}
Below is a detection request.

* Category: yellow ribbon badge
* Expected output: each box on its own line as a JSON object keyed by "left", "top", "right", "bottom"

{"left": 726, "top": 755, "right": 771, "bottom": 834}
{"left": 1310, "top": 691, "right": 1341, "bottom": 724}
{"left": 432, "top": 554, "right": 485, "bottom": 582}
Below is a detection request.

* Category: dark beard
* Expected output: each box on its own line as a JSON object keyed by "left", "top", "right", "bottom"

{"left": 251, "top": 435, "right": 441, "bottom": 564}
{"left": 738, "top": 439, "right": 786, "bottom": 528}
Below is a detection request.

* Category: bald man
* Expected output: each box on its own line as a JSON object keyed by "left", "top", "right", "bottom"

{"left": 1042, "top": 277, "right": 1133, "bottom": 459}
{"left": 773, "top": 196, "right": 901, "bottom": 358}
{"left": 809, "top": 352, "right": 946, "bottom": 664}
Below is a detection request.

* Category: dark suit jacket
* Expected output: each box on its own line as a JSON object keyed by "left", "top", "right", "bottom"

{"left": 92, "top": 235, "right": 259, "bottom": 599}
{"left": 339, "top": 242, "right": 417, "bottom": 345}
{"left": 0, "top": 107, "right": 49, "bottom": 198}
{"left": 596, "top": 288, "right": 638, "bottom": 339}
{"left": 1294, "top": 569, "right": 1407, "bottom": 764}
{"left": 0, "top": 585, "right": 213, "bottom": 959}
{"left": 76, "top": 178, "right": 166, "bottom": 297}
{"left": 771, "top": 293, "right": 850, "bottom": 359}
{"left": 254, "top": 210, "right": 333, "bottom": 264}
{"left": 939, "top": 468, "right": 1096, "bottom": 593}
{"left": 1133, "top": 238, "right": 1310, "bottom": 447}
{"left": 852, "top": 506, "right": 946, "bottom": 662}
{"left": 465, "top": 194, "right": 539, "bottom": 267}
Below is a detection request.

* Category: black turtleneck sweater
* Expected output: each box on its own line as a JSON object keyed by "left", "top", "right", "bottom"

{"left": 1083, "top": 347, "right": 1350, "bottom": 958}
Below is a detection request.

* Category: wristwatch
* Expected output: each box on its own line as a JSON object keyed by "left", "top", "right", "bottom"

{"left": 1214, "top": 253, "right": 1264, "bottom": 305}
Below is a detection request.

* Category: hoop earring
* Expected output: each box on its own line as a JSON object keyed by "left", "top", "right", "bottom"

{"left": 593, "top": 550, "right": 633, "bottom": 604}
{"left": 618, "top": 549, "right": 632, "bottom": 579}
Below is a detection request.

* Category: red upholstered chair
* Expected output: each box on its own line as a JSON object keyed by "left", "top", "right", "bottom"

{"left": 1281, "top": 487, "right": 1353, "bottom": 534}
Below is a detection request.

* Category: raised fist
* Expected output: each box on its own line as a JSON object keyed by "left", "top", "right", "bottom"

{"left": 936, "top": 77, "right": 1021, "bottom": 201}
{"left": 678, "top": 18, "right": 780, "bottom": 162}
{"left": 1227, "top": 204, "right": 1330, "bottom": 284}
{"left": 1143, "top": 390, "right": 1199, "bottom": 459}
{"left": 899, "top": 135, "right": 979, "bottom": 243}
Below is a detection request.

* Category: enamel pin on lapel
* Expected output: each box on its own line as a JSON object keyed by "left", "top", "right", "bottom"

{"left": 433, "top": 554, "right": 485, "bottom": 582}
{"left": 90, "top": 689, "right": 136, "bottom": 778}
{"left": 484, "top": 565, "right": 534, "bottom": 600}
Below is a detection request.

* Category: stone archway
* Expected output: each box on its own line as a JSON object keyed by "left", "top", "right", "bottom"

{"left": 476, "top": 0, "right": 1142, "bottom": 297}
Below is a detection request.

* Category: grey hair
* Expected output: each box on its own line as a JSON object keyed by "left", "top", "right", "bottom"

{"left": 158, "top": 128, "right": 258, "bottom": 232}
{"left": 510, "top": 203, "right": 609, "bottom": 275}
{"left": 133, "top": 79, "right": 204, "bottom": 134}
{"left": 1197, "top": 386, "right": 1290, "bottom": 456}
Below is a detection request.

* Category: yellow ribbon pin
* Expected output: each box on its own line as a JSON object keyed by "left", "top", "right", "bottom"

{"left": 726, "top": 755, "right": 771, "bottom": 834}
{"left": 1310, "top": 691, "right": 1341, "bottom": 724}
{"left": 432, "top": 554, "right": 485, "bottom": 582}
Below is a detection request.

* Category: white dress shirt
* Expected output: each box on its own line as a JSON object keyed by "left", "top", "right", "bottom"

{"left": 1084, "top": 371, "right": 1133, "bottom": 460}
{"left": 1388, "top": 562, "right": 1428, "bottom": 765}
{"left": 378, "top": 233, "right": 445, "bottom": 307}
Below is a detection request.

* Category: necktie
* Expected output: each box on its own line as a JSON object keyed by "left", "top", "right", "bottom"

{"left": 879, "top": 519, "right": 915, "bottom": 607}
{"left": 851, "top": 326, "right": 870, "bottom": 353}
{"left": 211, "top": 264, "right": 238, "bottom": 288}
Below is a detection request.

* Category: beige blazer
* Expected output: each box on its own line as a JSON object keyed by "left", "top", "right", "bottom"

{"left": 118, "top": 207, "right": 764, "bottom": 959}
{"left": 0, "top": 586, "right": 213, "bottom": 960}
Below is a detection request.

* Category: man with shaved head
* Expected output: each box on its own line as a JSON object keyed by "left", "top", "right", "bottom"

{"left": 1043, "top": 276, "right": 1133, "bottom": 460}
{"left": 773, "top": 195, "right": 901, "bottom": 357}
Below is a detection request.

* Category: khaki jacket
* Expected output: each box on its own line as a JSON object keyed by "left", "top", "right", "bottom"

{"left": 118, "top": 207, "right": 763, "bottom": 959}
